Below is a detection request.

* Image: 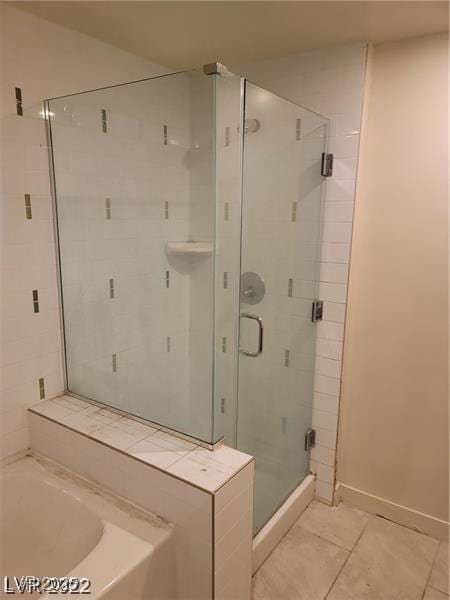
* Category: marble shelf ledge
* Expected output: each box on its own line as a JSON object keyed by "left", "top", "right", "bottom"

{"left": 28, "top": 395, "right": 253, "bottom": 493}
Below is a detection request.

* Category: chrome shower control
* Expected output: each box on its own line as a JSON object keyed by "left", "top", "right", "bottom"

{"left": 241, "top": 271, "right": 266, "bottom": 305}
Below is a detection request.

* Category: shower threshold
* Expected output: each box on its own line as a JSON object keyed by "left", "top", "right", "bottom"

{"left": 252, "top": 474, "right": 315, "bottom": 573}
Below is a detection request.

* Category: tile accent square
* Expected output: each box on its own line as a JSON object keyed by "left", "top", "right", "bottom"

{"left": 15, "top": 87, "right": 23, "bottom": 116}
{"left": 101, "top": 108, "right": 107, "bottom": 133}
{"left": 32, "top": 289, "right": 39, "bottom": 313}
{"left": 24, "top": 193, "right": 32, "bottom": 219}
{"left": 38, "top": 377, "right": 45, "bottom": 400}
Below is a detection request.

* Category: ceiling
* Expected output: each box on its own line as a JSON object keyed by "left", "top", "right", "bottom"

{"left": 11, "top": 1, "right": 449, "bottom": 69}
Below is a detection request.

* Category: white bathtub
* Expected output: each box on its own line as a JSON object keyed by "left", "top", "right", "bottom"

{"left": 0, "top": 456, "right": 175, "bottom": 599}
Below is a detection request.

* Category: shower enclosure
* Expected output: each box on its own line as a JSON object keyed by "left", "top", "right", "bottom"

{"left": 47, "top": 64, "right": 328, "bottom": 533}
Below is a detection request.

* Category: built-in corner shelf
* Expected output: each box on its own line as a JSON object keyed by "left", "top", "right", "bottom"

{"left": 165, "top": 241, "right": 213, "bottom": 257}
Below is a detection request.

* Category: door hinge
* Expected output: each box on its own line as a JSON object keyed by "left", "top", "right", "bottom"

{"left": 311, "top": 300, "right": 323, "bottom": 322}
{"left": 305, "top": 428, "right": 316, "bottom": 451}
{"left": 321, "top": 152, "right": 334, "bottom": 177}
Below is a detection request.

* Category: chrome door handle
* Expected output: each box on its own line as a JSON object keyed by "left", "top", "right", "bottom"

{"left": 239, "top": 313, "right": 263, "bottom": 357}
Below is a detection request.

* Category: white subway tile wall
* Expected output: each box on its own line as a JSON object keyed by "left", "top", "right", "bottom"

{"left": 237, "top": 42, "right": 368, "bottom": 503}
{"left": 1, "top": 108, "right": 64, "bottom": 458}
{"left": 0, "top": 3, "right": 167, "bottom": 459}
{"left": 214, "top": 462, "right": 254, "bottom": 600}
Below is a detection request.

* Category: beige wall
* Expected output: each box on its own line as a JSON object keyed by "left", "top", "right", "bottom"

{"left": 338, "top": 33, "right": 449, "bottom": 526}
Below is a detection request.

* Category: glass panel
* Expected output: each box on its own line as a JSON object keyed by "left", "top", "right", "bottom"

{"left": 236, "top": 81, "right": 327, "bottom": 532}
{"left": 212, "top": 72, "right": 245, "bottom": 445}
{"left": 48, "top": 71, "right": 218, "bottom": 443}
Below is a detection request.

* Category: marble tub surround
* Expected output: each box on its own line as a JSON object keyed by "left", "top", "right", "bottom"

{"left": 29, "top": 395, "right": 252, "bottom": 492}
{"left": 28, "top": 397, "right": 254, "bottom": 600}
{"left": 253, "top": 500, "right": 448, "bottom": 600}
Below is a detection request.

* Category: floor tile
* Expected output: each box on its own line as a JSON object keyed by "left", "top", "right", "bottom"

{"left": 327, "top": 516, "right": 438, "bottom": 600}
{"left": 253, "top": 526, "right": 349, "bottom": 600}
{"left": 429, "top": 543, "right": 449, "bottom": 595}
{"left": 423, "top": 587, "right": 449, "bottom": 600}
{"left": 297, "top": 500, "right": 369, "bottom": 550}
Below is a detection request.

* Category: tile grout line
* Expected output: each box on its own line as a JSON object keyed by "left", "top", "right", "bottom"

{"left": 420, "top": 542, "right": 441, "bottom": 600}
{"left": 323, "top": 516, "right": 370, "bottom": 600}
{"left": 426, "top": 586, "right": 449, "bottom": 598}
{"left": 296, "top": 523, "right": 357, "bottom": 554}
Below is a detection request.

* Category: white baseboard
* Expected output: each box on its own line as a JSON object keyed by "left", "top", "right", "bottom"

{"left": 252, "top": 474, "right": 315, "bottom": 573}
{"left": 337, "top": 482, "right": 449, "bottom": 542}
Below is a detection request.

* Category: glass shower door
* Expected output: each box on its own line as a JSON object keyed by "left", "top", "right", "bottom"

{"left": 236, "top": 82, "right": 328, "bottom": 532}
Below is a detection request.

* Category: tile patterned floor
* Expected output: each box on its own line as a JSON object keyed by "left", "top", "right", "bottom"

{"left": 253, "top": 500, "right": 449, "bottom": 600}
